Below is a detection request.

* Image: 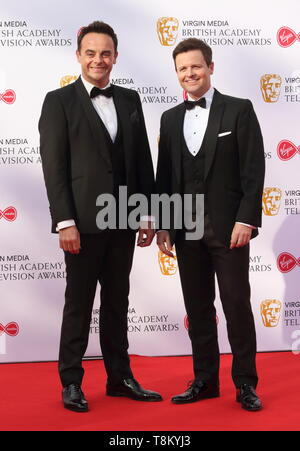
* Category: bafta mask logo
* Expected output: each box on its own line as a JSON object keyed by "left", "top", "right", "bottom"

{"left": 60, "top": 75, "right": 78, "bottom": 88}
{"left": 260, "top": 74, "right": 282, "bottom": 103}
{"left": 158, "top": 249, "right": 177, "bottom": 275}
{"left": 260, "top": 300, "right": 282, "bottom": 327}
{"left": 262, "top": 188, "right": 282, "bottom": 216}
{"left": 157, "top": 17, "right": 179, "bottom": 46}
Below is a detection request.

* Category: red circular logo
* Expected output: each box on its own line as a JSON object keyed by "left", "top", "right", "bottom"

{"left": 0, "top": 207, "right": 17, "bottom": 221}
{"left": 277, "top": 140, "right": 300, "bottom": 161}
{"left": 277, "top": 27, "right": 300, "bottom": 48}
{"left": 277, "top": 252, "right": 300, "bottom": 273}
{"left": 0, "top": 89, "right": 16, "bottom": 104}
{"left": 184, "top": 315, "right": 189, "bottom": 330}
{"left": 0, "top": 322, "right": 19, "bottom": 337}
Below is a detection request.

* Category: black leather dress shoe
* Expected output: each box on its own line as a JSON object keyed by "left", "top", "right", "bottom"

{"left": 106, "top": 378, "right": 162, "bottom": 402}
{"left": 62, "top": 384, "right": 89, "bottom": 412}
{"left": 172, "top": 380, "right": 220, "bottom": 404}
{"left": 236, "top": 384, "right": 262, "bottom": 411}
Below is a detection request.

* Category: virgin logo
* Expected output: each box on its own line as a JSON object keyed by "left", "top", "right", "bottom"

{"left": 0, "top": 322, "right": 19, "bottom": 337}
{"left": 277, "top": 252, "right": 300, "bottom": 273}
{"left": 0, "top": 207, "right": 17, "bottom": 221}
{"left": 0, "top": 89, "right": 16, "bottom": 105}
{"left": 277, "top": 27, "right": 300, "bottom": 48}
{"left": 277, "top": 140, "right": 300, "bottom": 161}
{"left": 184, "top": 315, "right": 189, "bottom": 330}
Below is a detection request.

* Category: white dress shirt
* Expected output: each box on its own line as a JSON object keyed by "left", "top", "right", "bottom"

{"left": 184, "top": 86, "right": 214, "bottom": 155}
{"left": 82, "top": 77, "right": 118, "bottom": 142}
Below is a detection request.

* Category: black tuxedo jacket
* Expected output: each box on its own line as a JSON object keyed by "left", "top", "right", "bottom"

{"left": 39, "top": 77, "right": 154, "bottom": 233}
{"left": 156, "top": 89, "right": 265, "bottom": 246}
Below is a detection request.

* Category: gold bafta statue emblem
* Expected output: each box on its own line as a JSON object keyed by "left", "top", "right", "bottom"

{"left": 260, "top": 300, "right": 282, "bottom": 327}
{"left": 60, "top": 75, "right": 78, "bottom": 88}
{"left": 260, "top": 74, "right": 282, "bottom": 103}
{"left": 158, "top": 249, "right": 177, "bottom": 275}
{"left": 262, "top": 188, "right": 282, "bottom": 216}
{"left": 157, "top": 17, "right": 179, "bottom": 46}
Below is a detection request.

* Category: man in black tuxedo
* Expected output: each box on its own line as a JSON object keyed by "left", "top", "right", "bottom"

{"left": 156, "top": 38, "right": 265, "bottom": 411}
{"left": 39, "top": 21, "right": 162, "bottom": 412}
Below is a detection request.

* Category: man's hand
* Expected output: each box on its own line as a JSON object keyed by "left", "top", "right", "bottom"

{"left": 137, "top": 221, "right": 155, "bottom": 247}
{"left": 230, "top": 223, "right": 252, "bottom": 249}
{"left": 59, "top": 225, "right": 81, "bottom": 254}
{"left": 156, "top": 230, "right": 174, "bottom": 258}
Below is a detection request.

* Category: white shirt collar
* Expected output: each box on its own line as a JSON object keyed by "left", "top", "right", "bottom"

{"left": 80, "top": 75, "right": 111, "bottom": 96}
{"left": 187, "top": 86, "right": 215, "bottom": 109}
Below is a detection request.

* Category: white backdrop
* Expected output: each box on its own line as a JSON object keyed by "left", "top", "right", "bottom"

{"left": 1, "top": 0, "right": 300, "bottom": 362}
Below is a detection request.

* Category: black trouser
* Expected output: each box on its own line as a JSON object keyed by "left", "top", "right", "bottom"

{"left": 58, "top": 230, "right": 136, "bottom": 387}
{"left": 175, "top": 216, "right": 258, "bottom": 388}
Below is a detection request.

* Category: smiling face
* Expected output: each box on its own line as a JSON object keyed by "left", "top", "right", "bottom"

{"left": 76, "top": 32, "right": 118, "bottom": 88}
{"left": 175, "top": 49, "right": 214, "bottom": 99}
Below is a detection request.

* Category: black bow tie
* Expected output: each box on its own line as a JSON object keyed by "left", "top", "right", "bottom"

{"left": 184, "top": 97, "right": 206, "bottom": 110}
{"left": 90, "top": 85, "right": 114, "bottom": 99}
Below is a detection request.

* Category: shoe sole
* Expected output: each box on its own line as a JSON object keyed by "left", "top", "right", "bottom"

{"left": 63, "top": 403, "right": 89, "bottom": 413}
{"left": 106, "top": 392, "right": 162, "bottom": 402}
{"left": 236, "top": 398, "right": 263, "bottom": 412}
{"left": 171, "top": 392, "right": 220, "bottom": 404}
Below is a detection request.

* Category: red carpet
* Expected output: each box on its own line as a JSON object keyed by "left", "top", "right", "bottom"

{"left": 0, "top": 352, "right": 299, "bottom": 431}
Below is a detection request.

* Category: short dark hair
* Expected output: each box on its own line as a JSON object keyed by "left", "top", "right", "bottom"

{"left": 172, "top": 38, "right": 212, "bottom": 68}
{"left": 77, "top": 21, "right": 118, "bottom": 52}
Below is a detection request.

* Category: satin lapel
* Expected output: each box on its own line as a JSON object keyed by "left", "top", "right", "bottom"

{"left": 204, "top": 90, "right": 225, "bottom": 180}
{"left": 113, "top": 87, "right": 133, "bottom": 167}
{"left": 171, "top": 104, "right": 186, "bottom": 184}
{"left": 74, "top": 77, "right": 112, "bottom": 168}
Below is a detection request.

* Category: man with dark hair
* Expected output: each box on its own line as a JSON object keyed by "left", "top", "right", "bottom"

{"left": 77, "top": 21, "right": 118, "bottom": 52}
{"left": 39, "top": 21, "right": 162, "bottom": 412}
{"left": 172, "top": 38, "right": 212, "bottom": 66}
{"left": 156, "top": 38, "right": 265, "bottom": 411}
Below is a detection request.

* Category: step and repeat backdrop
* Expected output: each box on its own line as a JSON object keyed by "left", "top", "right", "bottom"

{"left": 1, "top": 0, "right": 300, "bottom": 362}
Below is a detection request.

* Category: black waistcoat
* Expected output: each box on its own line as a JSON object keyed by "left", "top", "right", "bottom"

{"left": 181, "top": 133, "right": 207, "bottom": 216}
